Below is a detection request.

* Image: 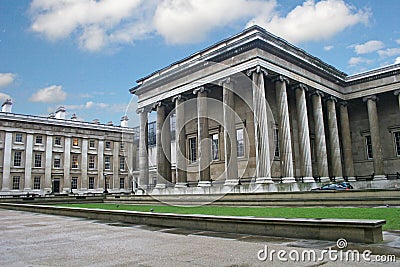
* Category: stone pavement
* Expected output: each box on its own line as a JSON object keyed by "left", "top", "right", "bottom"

{"left": 0, "top": 209, "right": 398, "bottom": 267}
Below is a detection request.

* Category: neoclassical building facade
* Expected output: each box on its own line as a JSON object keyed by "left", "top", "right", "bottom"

{"left": 130, "top": 26, "right": 400, "bottom": 191}
{"left": 0, "top": 102, "right": 136, "bottom": 195}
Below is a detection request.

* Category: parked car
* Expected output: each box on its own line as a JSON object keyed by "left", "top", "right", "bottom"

{"left": 311, "top": 182, "right": 353, "bottom": 191}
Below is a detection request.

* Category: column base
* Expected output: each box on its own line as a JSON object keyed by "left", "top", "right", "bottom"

{"left": 373, "top": 175, "right": 387, "bottom": 181}
{"left": 255, "top": 177, "right": 273, "bottom": 184}
{"left": 197, "top": 181, "right": 212, "bottom": 187}
{"left": 346, "top": 176, "right": 357, "bottom": 182}
{"left": 155, "top": 183, "right": 167, "bottom": 189}
{"left": 175, "top": 182, "right": 188, "bottom": 188}
{"left": 302, "top": 177, "right": 316, "bottom": 183}
{"left": 320, "top": 177, "right": 331, "bottom": 183}
{"left": 282, "top": 177, "right": 296, "bottom": 183}
{"left": 334, "top": 177, "right": 344, "bottom": 182}
{"left": 224, "top": 179, "right": 240, "bottom": 186}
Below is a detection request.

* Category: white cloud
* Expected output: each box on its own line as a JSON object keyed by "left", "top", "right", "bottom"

{"left": 378, "top": 48, "right": 400, "bottom": 58}
{"left": 348, "top": 56, "right": 372, "bottom": 66}
{"left": 396, "top": 39, "right": 400, "bottom": 45}
{"left": 354, "top": 40, "right": 384, "bottom": 54}
{"left": 395, "top": 57, "right": 400, "bottom": 64}
{"left": 153, "top": 0, "right": 275, "bottom": 44}
{"left": 324, "top": 45, "right": 334, "bottom": 51}
{"left": 30, "top": 85, "right": 67, "bottom": 103}
{"left": 29, "top": 0, "right": 152, "bottom": 51}
{"left": 248, "top": 0, "right": 370, "bottom": 44}
{"left": 0, "top": 73, "right": 16, "bottom": 88}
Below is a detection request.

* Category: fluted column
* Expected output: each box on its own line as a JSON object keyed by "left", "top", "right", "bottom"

{"left": 395, "top": 90, "right": 400, "bottom": 111}
{"left": 2, "top": 131, "right": 12, "bottom": 191}
{"left": 44, "top": 135, "right": 53, "bottom": 191}
{"left": 220, "top": 77, "right": 239, "bottom": 185}
{"left": 246, "top": 66, "right": 272, "bottom": 183}
{"left": 293, "top": 84, "right": 314, "bottom": 182}
{"left": 194, "top": 87, "right": 211, "bottom": 186}
{"left": 24, "top": 134, "right": 33, "bottom": 190}
{"left": 311, "top": 91, "right": 329, "bottom": 181}
{"left": 63, "top": 137, "right": 71, "bottom": 193}
{"left": 274, "top": 75, "right": 295, "bottom": 183}
{"left": 154, "top": 102, "right": 171, "bottom": 188}
{"left": 81, "top": 138, "right": 88, "bottom": 191}
{"left": 339, "top": 102, "right": 355, "bottom": 181}
{"left": 137, "top": 108, "right": 149, "bottom": 189}
{"left": 363, "top": 95, "right": 385, "bottom": 179}
{"left": 326, "top": 97, "right": 343, "bottom": 180}
{"left": 172, "top": 95, "right": 187, "bottom": 187}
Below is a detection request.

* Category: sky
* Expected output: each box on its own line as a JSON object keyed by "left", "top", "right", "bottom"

{"left": 1, "top": 0, "right": 400, "bottom": 127}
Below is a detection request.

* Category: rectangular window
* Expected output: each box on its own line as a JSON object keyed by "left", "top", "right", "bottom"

{"left": 15, "top": 133, "right": 23, "bottom": 143}
{"left": 13, "top": 151, "right": 22, "bottom": 166}
{"left": 148, "top": 122, "right": 156, "bottom": 146}
{"left": 119, "top": 156, "right": 125, "bottom": 170}
{"left": 53, "top": 154, "right": 61, "bottom": 168}
{"left": 170, "top": 114, "right": 176, "bottom": 141}
{"left": 394, "top": 132, "right": 400, "bottom": 157}
{"left": 34, "top": 153, "right": 42, "bottom": 168}
{"left": 120, "top": 142, "right": 125, "bottom": 150}
{"left": 104, "top": 156, "right": 111, "bottom": 170}
{"left": 189, "top": 137, "right": 197, "bottom": 163}
{"left": 365, "top": 135, "right": 373, "bottom": 159}
{"left": 71, "top": 154, "right": 79, "bottom": 169}
{"left": 88, "top": 177, "right": 95, "bottom": 189}
{"left": 211, "top": 133, "right": 219, "bottom": 160}
{"left": 71, "top": 177, "right": 78, "bottom": 189}
{"left": 88, "top": 155, "right": 96, "bottom": 169}
{"left": 89, "top": 139, "right": 95, "bottom": 148}
{"left": 12, "top": 176, "right": 20, "bottom": 190}
{"left": 274, "top": 128, "right": 280, "bottom": 158}
{"left": 120, "top": 178, "right": 125, "bottom": 189}
{"left": 72, "top": 138, "right": 79, "bottom": 147}
{"left": 54, "top": 136, "right": 61, "bottom": 146}
{"left": 236, "top": 128, "right": 244, "bottom": 157}
{"left": 105, "top": 141, "right": 111, "bottom": 149}
{"left": 33, "top": 176, "right": 41, "bottom": 190}
{"left": 35, "top": 135, "right": 43, "bottom": 144}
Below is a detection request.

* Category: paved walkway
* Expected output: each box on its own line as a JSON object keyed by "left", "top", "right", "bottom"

{"left": 0, "top": 209, "right": 398, "bottom": 266}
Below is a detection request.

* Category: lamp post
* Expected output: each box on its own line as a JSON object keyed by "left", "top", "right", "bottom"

{"left": 70, "top": 179, "right": 73, "bottom": 194}
{"left": 103, "top": 174, "right": 108, "bottom": 194}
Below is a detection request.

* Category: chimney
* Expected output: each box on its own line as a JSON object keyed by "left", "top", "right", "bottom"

{"left": 120, "top": 116, "right": 129, "bottom": 127}
{"left": 92, "top": 119, "right": 100, "bottom": 124}
{"left": 48, "top": 113, "right": 55, "bottom": 118}
{"left": 71, "top": 114, "right": 77, "bottom": 121}
{"left": 106, "top": 121, "right": 113, "bottom": 126}
{"left": 55, "top": 106, "right": 66, "bottom": 119}
{"left": 1, "top": 99, "right": 12, "bottom": 113}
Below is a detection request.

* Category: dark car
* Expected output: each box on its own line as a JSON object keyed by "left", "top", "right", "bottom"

{"left": 311, "top": 182, "right": 353, "bottom": 191}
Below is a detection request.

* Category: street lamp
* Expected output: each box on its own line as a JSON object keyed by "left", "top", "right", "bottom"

{"left": 70, "top": 179, "right": 73, "bottom": 194}
{"left": 103, "top": 174, "right": 108, "bottom": 194}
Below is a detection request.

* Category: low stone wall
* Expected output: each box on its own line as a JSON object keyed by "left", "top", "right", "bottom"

{"left": 0, "top": 203, "right": 385, "bottom": 243}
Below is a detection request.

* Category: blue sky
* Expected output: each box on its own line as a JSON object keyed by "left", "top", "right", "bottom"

{"left": 1, "top": 0, "right": 399, "bottom": 127}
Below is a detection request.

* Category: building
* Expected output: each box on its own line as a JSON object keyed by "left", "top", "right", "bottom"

{"left": 0, "top": 100, "right": 136, "bottom": 195}
{"left": 131, "top": 25, "right": 400, "bottom": 192}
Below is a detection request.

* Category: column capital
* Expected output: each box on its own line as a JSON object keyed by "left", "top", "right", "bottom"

{"left": 193, "top": 86, "right": 209, "bottom": 95}
{"left": 325, "top": 95, "right": 338, "bottom": 103}
{"left": 338, "top": 100, "right": 348, "bottom": 107}
{"left": 292, "top": 83, "right": 308, "bottom": 92}
{"left": 246, "top": 65, "right": 268, "bottom": 77}
{"left": 136, "top": 107, "right": 151, "bottom": 114}
{"left": 362, "top": 95, "right": 378, "bottom": 103}
{"left": 171, "top": 94, "right": 187, "bottom": 103}
{"left": 272, "top": 75, "right": 290, "bottom": 85}
{"left": 394, "top": 90, "right": 400, "bottom": 96}
{"left": 218, "top": 76, "right": 237, "bottom": 87}
{"left": 310, "top": 90, "right": 325, "bottom": 98}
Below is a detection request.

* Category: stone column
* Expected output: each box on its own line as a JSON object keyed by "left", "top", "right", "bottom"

{"left": 172, "top": 95, "right": 187, "bottom": 187}
{"left": 220, "top": 78, "right": 239, "bottom": 185}
{"left": 311, "top": 91, "right": 330, "bottom": 181}
{"left": 339, "top": 102, "right": 355, "bottom": 181}
{"left": 2, "top": 131, "right": 13, "bottom": 191}
{"left": 293, "top": 84, "right": 314, "bottom": 182}
{"left": 194, "top": 87, "right": 211, "bottom": 186}
{"left": 44, "top": 135, "right": 53, "bottom": 191}
{"left": 113, "top": 141, "right": 119, "bottom": 191}
{"left": 274, "top": 76, "right": 295, "bottom": 183}
{"left": 363, "top": 95, "right": 385, "bottom": 179}
{"left": 97, "top": 140, "right": 104, "bottom": 190}
{"left": 394, "top": 90, "right": 400, "bottom": 111}
{"left": 63, "top": 137, "right": 71, "bottom": 193}
{"left": 24, "top": 134, "right": 33, "bottom": 190}
{"left": 81, "top": 138, "right": 88, "bottom": 191}
{"left": 154, "top": 102, "right": 170, "bottom": 188}
{"left": 246, "top": 66, "right": 272, "bottom": 183}
{"left": 326, "top": 97, "right": 343, "bottom": 180}
{"left": 137, "top": 108, "right": 149, "bottom": 189}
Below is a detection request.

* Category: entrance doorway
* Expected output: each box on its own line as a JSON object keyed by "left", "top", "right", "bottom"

{"left": 52, "top": 179, "right": 60, "bottom": 193}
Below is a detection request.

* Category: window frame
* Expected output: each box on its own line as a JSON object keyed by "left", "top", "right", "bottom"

{"left": 365, "top": 135, "right": 373, "bottom": 160}
{"left": 104, "top": 155, "right": 111, "bottom": 170}
{"left": 15, "top": 133, "right": 23, "bottom": 143}
{"left": 54, "top": 136, "right": 62, "bottom": 146}
{"left": 88, "top": 155, "right": 96, "bottom": 169}
{"left": 33, "top": 176, "right": 41, "bottom": 190}
{"left": 13, "top": 151, "right": 22, "bottom": 167}
{"left": 119, "top": 178, "right": 125, "bottom": 189}
{"left": 119, "top": 156, "right": 125, "bottom": 171}
{"left": 12, "top": 176, "right": 20, "bottom": 190}
{"left": 188, "top": 136, "right": 197, "bottom": 163}
{"left": 88, "top": 177, "right": 95, "bottom": 189}
{"left": 72, "top": 138, "right": 79, "bottom": 147}
{"left": 236, "top": 128, "right": 245, "bottom": 158}
{"left": 71, "top": 177, "right": 78, "bottom": 189}
{"left": 71, "top": 154, "right": 79, "bottom": 169}
{"left": 211, "top": 133, "right": 219, "bottom": 161}
{"left": 34, "top": 153, "right": 42, "bottom": 168}
{"left": 393, "top": 131, "right": 400, "bottom": 157}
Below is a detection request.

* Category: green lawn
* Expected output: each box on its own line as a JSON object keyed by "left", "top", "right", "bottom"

{"left": 57, "top": 203, "right": 400, "bottom": 230}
